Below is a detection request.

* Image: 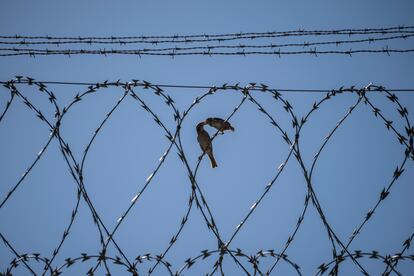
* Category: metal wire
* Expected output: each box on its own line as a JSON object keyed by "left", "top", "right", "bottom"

{"left": 1, "top": 80, "right": 414, "bottom": 93}
{"left": 0, "top": 77, "right": 413, "bottom": 275}
{"left": 1, "top": 26, "right": 414, "bottom": 58}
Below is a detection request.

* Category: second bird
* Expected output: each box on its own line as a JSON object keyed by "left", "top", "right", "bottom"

{"left": 205, "top": 117, "right": 235, "bottom": 134}
{"left": 196, "top": 122, "right": 218, "bottom": 168}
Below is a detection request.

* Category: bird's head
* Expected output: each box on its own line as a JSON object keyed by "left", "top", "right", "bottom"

{"left": 205, "top": 117, "right": 213, "bottom": 125}
{"left": 196, "top": 122, "right": 206, "bottom": 133}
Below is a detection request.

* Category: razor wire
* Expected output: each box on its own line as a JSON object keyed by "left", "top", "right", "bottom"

{"left": 1, "top": 26, "right": 414, "bottom": 57}
{"left": 0, "top": 77, "right": 413, "bottom": 275}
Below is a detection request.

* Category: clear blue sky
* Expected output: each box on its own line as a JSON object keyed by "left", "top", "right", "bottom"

{"left": 1, "top": 1, "right": 414, "bottom": 275}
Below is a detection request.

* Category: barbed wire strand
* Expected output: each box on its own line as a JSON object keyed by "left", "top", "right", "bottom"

{"left": 1, "top": 48, "right": 414, "bottom": 58}
{"left": 2, "top": 79, "right": 414, "bottom": 93}
{"left": 1, "top": 32, "right": 413, "bottom": 47}
{"left": 1, "top": 26, "right": 413, "bottom": 42}
{"left": 1, "top": 26, "right": 414, "bottom": 59}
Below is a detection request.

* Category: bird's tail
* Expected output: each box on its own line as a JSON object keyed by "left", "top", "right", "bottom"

{"left": 229, "top": 126, "right": 235, "bottom": 131}
{"left": 207, "top": 151, "right": 218, "bottom": 168}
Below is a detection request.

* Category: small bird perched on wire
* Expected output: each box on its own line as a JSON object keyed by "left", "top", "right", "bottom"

{"left": 196, "top": 122, "right": 218, "bottom": 168}
{"left": 205, "top": 117, "right": 235, "bottom": 134}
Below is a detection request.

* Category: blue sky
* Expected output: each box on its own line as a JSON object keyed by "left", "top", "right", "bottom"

{"left": 1, "top": 1, "right": 414, "bottom": 275}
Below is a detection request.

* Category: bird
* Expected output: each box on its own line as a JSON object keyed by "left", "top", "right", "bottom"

{"left": 205, "top": 117, "right": 235, "bottom": 134}
{"left": 196, "top": 122, "right": 217, "bottom": 168}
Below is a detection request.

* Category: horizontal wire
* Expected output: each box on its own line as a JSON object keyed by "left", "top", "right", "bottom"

{"left": 1, "top": 33, "right": 412, "bottom": 51}
{"left": 1, "top": 26, "right": 413, "bottom": 41}
{"left": 2, "top": 26, "right": 413, "bottom": 59}
{"left": 2, "top": 30, "right": 414, "bottom": 45}
{"left": 2, "top": 80, "right": 414, "bottom": 93}
{"left": 1, "top": 48, "right": 414, "bottom": 57}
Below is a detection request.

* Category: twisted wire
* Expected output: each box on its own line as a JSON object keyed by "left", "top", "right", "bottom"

{"left": 1, "top": 26, "right": 413, "bottom": 42}
{"left": 1, "top": 26, "right": 414, "bottom": 58}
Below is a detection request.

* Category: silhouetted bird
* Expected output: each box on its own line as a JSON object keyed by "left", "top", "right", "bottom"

{"left": 205, "top": 117, "right": 235, "bottom": 134}
{"left": 196, "top": 122, "right": 217, "bottom": 168}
